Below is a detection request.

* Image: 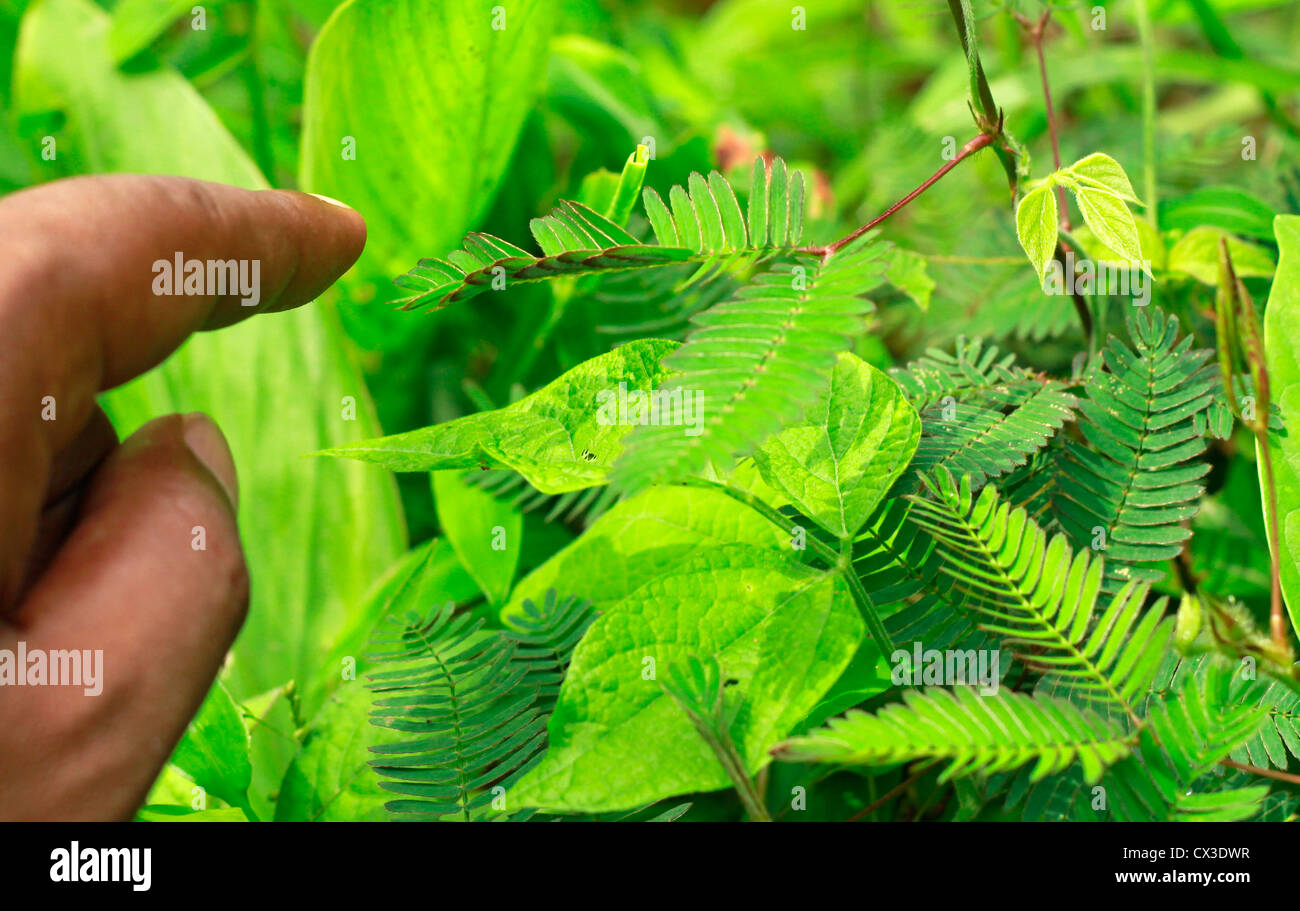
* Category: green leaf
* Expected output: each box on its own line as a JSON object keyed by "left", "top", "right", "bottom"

{"left": 1260, "top": 214, "right": 1300, "bottom": 636}
{"left": 505, "top": 484, "right": 790, "bottom": 616}
{"left": 752, "top": 353, "right": 920, "bottom": 539}
{"left": 302, "top": 538, "right": 479, "bottom": 718}
{"left": 908, "top": 466, "right": 1175, "bottom": 715}
{"left": 365, "top": 606, "right": 549, "bottom": 820}
{"left": 277, "top": 540, "right": 482, "bottom": 820}
{"left": 1167, "top": 226, "right": 1275, "bottom": 285}
{"left": 1072, "top": 218, "right": 1167, "bottom": 271}
{"left": 1052, "top": 308, "right": 1213, "bottom": 591}
{"left": 242, "top": 684, "right": 298, "bottom": 822}
{"left": 1064, "top": 152, "right": 1141, "bottom": 203}
{"left": 395, "top": 157, "right": 806, "bottom": 310}
{"left": 274, "top": 683, "right": 393, "bottom": 822}
{"left": 169, "top": 682, "right": 252, "bottom": 811}
{"left": 612, "top": 243, "right": 888, "bottom": 493}
{"left": 433, "top": 470, "right": 523, "bottom": 606}
{"left": 797, "top": 635, "right": 892, "bottom": 732}
{"left": 1070, "top": 182, "right": 1144, "bottom": 266}
{"left": 14, "top": 0, "right": 263, "bottom": 182}
{"left": 774, "top": 688, "right": 1135, "bottom": 785}
{"left": 1159, "top": 185, "right": 1277, "bottom": 241}
{"left": 321, "top": 339, "right": 678, "bottom": 494}
{"left": 505, "top": 484, "right": 862, "bottom": 812}
{"left": 300, "top": 0, "right": 555, "bottom": 282}
{"left": 884, "top": 247, "right": 934, "bottom": 310}
{"left": 1015, "top": 184, "right": 1058, "bottom": 283}
{"left": 15, "top": 0, "right": 406, "bottom": 706}
{"left": 511, "top": 567, "right": 860, "bottom": 812}
{"left": 135, "top": 805, "right": 249, "bottom": 822}
{"left": 107, "top": 0, "right": 191, "bottom": 64}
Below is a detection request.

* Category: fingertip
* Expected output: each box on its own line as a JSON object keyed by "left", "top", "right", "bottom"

{"left": 180, "top": 412, "right": 237, "bottom": 509}
{"left": 285, "top": 187, "right": 367, "bottom": 257}
{"left": 257, "top": 188, "right": 367, "bottom": 313}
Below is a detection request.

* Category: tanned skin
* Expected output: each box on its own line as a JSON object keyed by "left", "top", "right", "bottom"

{"left": 0, "top": 176, "right": 365, "bottom": 820}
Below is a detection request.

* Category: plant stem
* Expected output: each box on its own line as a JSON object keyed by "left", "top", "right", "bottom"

{"left": 946, "top": 0, "right": 1021, "bottom": 197}
{"left": 1133, "top": 0, "right": 1159, "bottom": 224}
{"left": 847, "top": 764, "right": 930, "bottom": 821}
{"left": 1051, "top": 238, "right": 1093, "bottom": 346}
{"left": 679, "top": 478, "right": 895, "bottom": 652}
{"left": 842, "top": 558, "right": 895, "bottom": 652}
{"left": 800, "top": 133, "right": 994, "bottom": 261}
{"left": 720, "top": 748, "right": 772, "bottom": 821}
{"left": 1257, "top": 436, "right": 1288, "bottom": 647}
{"left": 951, "top": 0, "right": 996, "bottom": 118}
{"left": 1221, "top": 758, "right": 1300, "bottom": 786}
{"left": 1017, "top": 10, "right": 1070, "bottom": 230}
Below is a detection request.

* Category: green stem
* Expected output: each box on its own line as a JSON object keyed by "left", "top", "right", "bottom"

{"left": 949, "top": 0, "right": 998, "bottom": 124}
{"left": 1133, "top": 0, "right": 1159, "bottom": 224}
{"left": 1258, "top": 436, "right": 1288, "bottom": 647}
{"left": 946, "top": 0, "right": 1022, "bottom": 200}
{"left": 715, "top": 739, "right": 772, "bottom": 822}
{"left": 679, "top": 479, "right": 895, "bottom": 652}
{"left": 842, "top": 558, "right": 894, "bottom": 652}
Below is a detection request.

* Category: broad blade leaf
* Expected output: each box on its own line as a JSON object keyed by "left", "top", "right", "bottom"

{"left": 321, "top": 339, "right": 679, "bottom": 494}
{"left": 300, "top": 0, "right": 555, "bottom": 282}
{"left": 1065, "top": 152, "right": 1141, "bottom": 203}
{"left": 753, "top": 352, "right": 920, "bottom": 539}
{"left": 169, "top": 681, "right": 252, "bottom": 811}
{"left": 506, "top": 486, "right": 862, "bottom": 812}
{"left": 1072, "top": 183, "right": 1143, "bottom": 266}
{"left": 1260, "top": 214, "right": 1300, "bottom": 636}
{"left": 1015, "top": 184, "right": 1058, "bottom": 283}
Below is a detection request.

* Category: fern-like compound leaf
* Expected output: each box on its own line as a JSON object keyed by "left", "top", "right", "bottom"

{"left": 772, "top": 687, "right": 1134, "bottom": 785}
{"left": 469, "top": 469, "right": 621, "bottom": 527}
{"left": 891, "top": 336, "right": 1051, "bottom": 413}
{"left": 1006, "top": 670, "right": 1271, "bottom": 821}
{"left": 503, "top": 590, "right": 596, "bottom": 705}
{"left": 906, "top": 467, "right": 1174, "bottom": 717}
{"left": 394, "top": 156, "right": 805, "bottom": 310}
{"left": 611, "top": 240, "right": 889, "bottom": 493}
{"left": 1052, "top": 307, "right": 1214, "bottom": 591}
{"left": 365, "top": 591, "right": 589, "bottom": 821}
{"left": 892, "top": 337, "right": 1077, "bottom": 492}
{"left": 854, "top": 498, "right": 998, "bottom": 657}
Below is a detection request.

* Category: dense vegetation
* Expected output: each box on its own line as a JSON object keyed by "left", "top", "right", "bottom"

{"left": 6, "top": 0, "right": 1300, "bottom": 821}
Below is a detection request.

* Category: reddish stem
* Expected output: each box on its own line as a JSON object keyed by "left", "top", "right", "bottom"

{"left": 1221, "top": 759, "right": 1300, "bottom": 786}
{"left": 801, "top": 132, "right": 995, "bottom": 262}
{"left": 1018, "top": 10, "right": 1069, "bottom": 230}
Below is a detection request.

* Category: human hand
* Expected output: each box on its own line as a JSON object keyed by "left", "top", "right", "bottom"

{"left": 0, "top": 175, "right": 365, "bottom": 820}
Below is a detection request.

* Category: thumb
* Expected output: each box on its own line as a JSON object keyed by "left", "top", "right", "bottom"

{"left": 0, "top": 413, "right": 248, "bottom": 820}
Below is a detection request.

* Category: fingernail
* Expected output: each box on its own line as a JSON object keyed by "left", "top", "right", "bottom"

{"left": 308, "top": 192, "right": 355, "bottom": 211}
{"left": 181, "top": 412, "right": 238, "bottom": 509}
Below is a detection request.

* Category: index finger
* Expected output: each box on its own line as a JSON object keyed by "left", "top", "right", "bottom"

{"left": 0, "top": 174, "right": 366, "bottom": 606}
